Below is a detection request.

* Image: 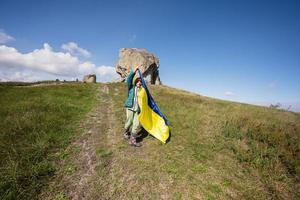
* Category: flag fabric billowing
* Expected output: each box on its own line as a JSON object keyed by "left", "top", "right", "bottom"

{"left": 137, "top": 69, "right": 169, "bottom": 143}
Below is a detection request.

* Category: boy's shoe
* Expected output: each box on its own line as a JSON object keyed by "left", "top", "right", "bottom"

{"left": 123, "top": 129, "right": 130, "bottom": 140}
{"left": 129, "top": 136, "right": 142, "bottom": 147}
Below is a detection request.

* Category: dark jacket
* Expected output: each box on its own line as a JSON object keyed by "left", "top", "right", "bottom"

{"left": 124, "top": 70, "right": 140, "bottom": 112}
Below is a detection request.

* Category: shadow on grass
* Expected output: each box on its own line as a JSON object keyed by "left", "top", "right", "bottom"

{"left": 166, "top": 130, "right": 172, "bottom": 143}
{"left": 136, "top": 128, "right": 172, "bottom": 144}
{"left": 136, "top": 128, "right": 148, "bottom": 143}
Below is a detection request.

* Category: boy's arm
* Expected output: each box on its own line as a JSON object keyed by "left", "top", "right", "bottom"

{"left": 126, "top": 70, "right": 135, "bottom": 89}
{"left": 126, "top": 67, "right": 139, "bottom": 89}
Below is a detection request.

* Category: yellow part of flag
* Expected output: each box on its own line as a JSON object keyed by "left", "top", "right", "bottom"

{"left": 137, "top": 87, "right": 169, "bottom": 143}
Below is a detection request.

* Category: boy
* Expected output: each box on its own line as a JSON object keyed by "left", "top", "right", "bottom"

{"left": 123, "top": 66, "right": 142, "bottom": 147}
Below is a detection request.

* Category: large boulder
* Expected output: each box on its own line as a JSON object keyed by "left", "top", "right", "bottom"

{"left": 83, "top": 74, "right": 96, "bottom": 83}
{"left": 115, "top": 48, "right": 161, "bottom": 85}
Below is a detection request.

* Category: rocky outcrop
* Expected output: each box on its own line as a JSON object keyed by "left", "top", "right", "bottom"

{"left": 115, "top": 48, "right": 161, "bottom": 85}
{"left": 83, "top": 74, "right": 96, "bottom": 83}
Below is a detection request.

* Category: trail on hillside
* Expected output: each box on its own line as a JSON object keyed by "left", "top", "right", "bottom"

{"left": 41, "top": 84, "right": 147, "bottom": 200}
{"left": 90, "top": 84, "right": 151, "bottom": 199}
{"left": 63, "top": 85, "right": 110, "bottom": 199}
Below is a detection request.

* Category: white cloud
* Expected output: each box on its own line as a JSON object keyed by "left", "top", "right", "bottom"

{"left": 0, "top": 43, "right": 118, "bottom": 82}
{"left": 268, "top": 80, "right": 277, "bottom": 88}
{"left": 129, "top": 34, "right": 137, "bottom": 42}
{"left": 224, "top": 91, "right": 235, "bottom": 96}
{"left": 96, "top": 65, "right": 120, "bottom": 82}
{"left": 0, "top": 30, "right": 15, "bottom": 44}
{"left": 0, "top": 69, "right": 40, "bottom": 82}
{"left": 61, "top": 42, "right": 91, "bottom": 57}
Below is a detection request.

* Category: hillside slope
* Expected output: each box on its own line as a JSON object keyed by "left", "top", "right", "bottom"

{"left": 105, "top": 83, "right": 300, "bottom": 199}
{"left": 1, "top": 82, "right": 299, "bottom": 199}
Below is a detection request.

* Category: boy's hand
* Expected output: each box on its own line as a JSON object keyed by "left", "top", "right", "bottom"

{"left": 134, "top": 66, "right": 139, "bottom": 72}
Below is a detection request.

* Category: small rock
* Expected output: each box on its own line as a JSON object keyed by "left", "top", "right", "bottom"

{"left": 83, "top": 74, "right": 96, "bottom": 83}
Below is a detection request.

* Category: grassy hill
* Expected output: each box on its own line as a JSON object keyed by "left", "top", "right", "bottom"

{"left": 0, "top": 82, "right": 299, "bottom": 199}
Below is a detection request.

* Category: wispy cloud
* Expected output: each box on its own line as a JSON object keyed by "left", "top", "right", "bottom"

{"left": 224, "top": 91, "right": 235, "bottom": 96}
{"left": 61, "top": 42, "right": 91, "bottom": 57}
{"left": 267, "top": 80, "right": 277, "bottom": 88}
{"left": 129, "top": 34, "right": 137, "bottom": 42}
{"left": 0, "top": 30, "right": 15, "bottom": 44}
{"left": 0, "top": 43, "right": 118, "bottom": 82}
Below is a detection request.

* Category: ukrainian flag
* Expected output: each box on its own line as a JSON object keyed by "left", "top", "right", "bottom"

{"left": 137, "top": 70, "right": 169, "bottom": 143}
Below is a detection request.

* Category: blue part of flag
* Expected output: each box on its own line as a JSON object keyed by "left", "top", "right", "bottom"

{"left": 138, "top": 70, "right": 169, "bottom": 126}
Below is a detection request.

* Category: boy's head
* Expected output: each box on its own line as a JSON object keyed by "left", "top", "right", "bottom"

{"left": 133, "top": 77, "right": 141, "bottom": 87}
{"left": 132, "top": 72, "right": 142, "bottom": 87}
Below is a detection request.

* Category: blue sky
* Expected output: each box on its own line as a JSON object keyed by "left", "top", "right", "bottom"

{"left": 0, "top": 0, "right": 300, "bottom": 110}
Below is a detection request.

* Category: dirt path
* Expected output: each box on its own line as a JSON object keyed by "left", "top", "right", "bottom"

{"left": 41, "top": 84, "right": 123, "bottom": 200}
{"left": 64, "top": 85, "right": 112, "bottom": 199}
{"left": 101, "top": 85, "right": 120, "bottom": 195}
{"left": 41, "top": 83, "right": 159, "bottom": 200}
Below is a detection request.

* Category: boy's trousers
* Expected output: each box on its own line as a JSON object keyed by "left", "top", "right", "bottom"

{"left": 124, "top": 108, "right": 140, "bottom": 137}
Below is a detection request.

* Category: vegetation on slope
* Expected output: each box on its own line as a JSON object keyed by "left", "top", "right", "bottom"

{"left": 0, "top": 84, "right": 98, "bottom": 199}
{"left": 0, "top": 82, "right": 299, "bottom": 199}
{"left": 107, "top": 83, "right": 300, "bottom": 199}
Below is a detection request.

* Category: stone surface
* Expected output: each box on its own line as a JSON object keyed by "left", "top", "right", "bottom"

{"left": 83, "top": 74, "right": 96, "bottom": 83}
{"left": 115, "top": 48, "right": 161, "bottom": 85}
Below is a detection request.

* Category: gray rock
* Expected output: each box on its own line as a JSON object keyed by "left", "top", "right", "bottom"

{"left": 83, "top": 74, "right": 96, "bottom": 83}
{"left": 115, "top": 48, "right": 161, "bottom": 85}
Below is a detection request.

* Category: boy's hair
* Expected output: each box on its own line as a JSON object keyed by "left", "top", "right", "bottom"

{"left": 133, "top": 78, "right": 141, "bottom": 85}
{"left": 132, "top": 74, "right": 141, "bottom": 85}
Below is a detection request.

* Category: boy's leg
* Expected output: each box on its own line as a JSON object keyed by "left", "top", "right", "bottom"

{"left": 131, "top": 111, "right": 141, "bottom": 137}
{"left": 123, "top": 109, "right": 134, "bottom": 139}
{"left": 124, "top": 109, "right": 134, "bottom": 130}
{"left": 129, "top": 111, "right": 142, "bottom": 147}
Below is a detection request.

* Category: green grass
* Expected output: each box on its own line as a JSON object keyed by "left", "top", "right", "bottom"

{"left": 0, "top": 83, "right": 98, "bottom": 199}
{"left": 106, "top": 82, "right": 300, "bottom": 199}
{"left": 96, "top": 148, "right": 113, "bottom": 158}
{"left": 1, "top": 82, "right": 300, "bottom": 199}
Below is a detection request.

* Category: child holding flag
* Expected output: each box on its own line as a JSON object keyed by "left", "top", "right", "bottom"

{"left": 123, "top": 66, "right": 143, "bottom": 147}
